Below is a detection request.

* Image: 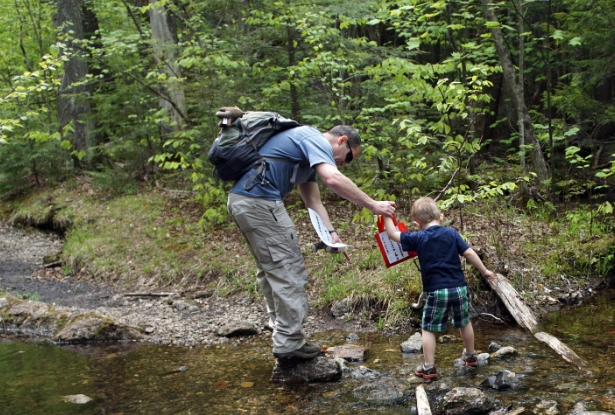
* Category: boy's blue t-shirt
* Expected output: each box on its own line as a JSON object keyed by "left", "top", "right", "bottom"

{"left": 399, "top": 225, "right": 470, "bottom": 292}
{"left": 230, "top": 125, "right": 335, "bottom": 200}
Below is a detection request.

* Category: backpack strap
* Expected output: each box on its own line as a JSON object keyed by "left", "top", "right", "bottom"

{"left": 243, "top": 157, "right": 309, "bottom": 191}
{"left": 243, "top": 159, "right": 270, "bottom": 191}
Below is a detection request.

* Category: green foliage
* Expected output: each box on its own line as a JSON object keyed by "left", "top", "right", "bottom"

{"left": 0, "top": 0, "right": 614, "bottom": 323}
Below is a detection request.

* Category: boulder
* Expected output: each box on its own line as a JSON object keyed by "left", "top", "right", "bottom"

{"left": 324, "top": 344, "right": 368, "bottom": 362}
{"left": 216, "top": 321, "right": 257, "bottom": 337}
{"left": 488, "top": 342, "right": 502, "bottom": 352}
{"left": 333, "top": 357, "right": 351, "bottom": 373}
{"left": 63, "top": 394, "right": 93, "bottom": 404}
{"left": 270, "top": 356, "right": 341, "bottom": 384}
{"left": 189, "top": 289, "right": 214, "bottom": 299}
{"left": 440, "top": 387, "right": 495, "bottom": 415}
{"left": 172, "top": 300, "right": 190, "bottom": 311}
{"left": 352, "top": 377, "right": 410, "bottom": 405}
{"left": 490, "top": 346, "right": 517, "bottom": 361}
{"left": 534, "top": 400, "right": 558, "bottom": 415}
{"left": 400, "top": 332, "right": 423, "bottom": 353}
{"left": 569, "top": 402, "right": 587, "bottom": 415}
{"left": 8, "top": 301, "right": 49, "bottom": 317}
{"left": 350, "top": 366, "right": 381, "bottom": 380}
{"left": 54, "top": 317, "right": 142, "bottom": 342}
{"left": 481, "top": 370, "right": 516, "bottom": 390}
{"left": 331, "top": 298, "right": 352, "bottom": 318}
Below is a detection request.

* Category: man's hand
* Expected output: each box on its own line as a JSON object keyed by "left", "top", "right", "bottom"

{"left": 370, "top": 201, "right": 396, "bottom": 217}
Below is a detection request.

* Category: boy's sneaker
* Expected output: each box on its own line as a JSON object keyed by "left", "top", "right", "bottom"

{"left": 462, "top": 350, "right": 479, "bottom": 367}
{"left": 273, "top": 343, "right": 322, "bottom": 360}
{"left": 414, "top": 364, "right": 438, "bottom": 380}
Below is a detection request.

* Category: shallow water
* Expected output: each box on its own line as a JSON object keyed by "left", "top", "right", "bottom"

{"left": 1, "top": 290, "right": 614, "bottom": 415}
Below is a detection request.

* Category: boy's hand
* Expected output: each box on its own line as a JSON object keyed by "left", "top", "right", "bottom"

{"left": 383, "top": 215, "right": 402, "bottom": 243}
{"left": 482, "top": 269, "right": 495, "bottom": 280}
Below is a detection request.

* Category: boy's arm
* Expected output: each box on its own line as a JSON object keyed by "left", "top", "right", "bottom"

{"left": 463, "top": 248, "right": 494, "bottom": 279}
{"left": 383, "top": 216, "right": 402, "bottom": 243}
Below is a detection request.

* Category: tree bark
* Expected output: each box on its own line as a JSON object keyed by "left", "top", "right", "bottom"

{"left": 481, "top": 0, "right": 550, "bottom": 183}
{"left": 53, "top": 0, "right": 91, "bottom": 163}
{"left": 148, "top": 0, "right": 187, "bottom": 130}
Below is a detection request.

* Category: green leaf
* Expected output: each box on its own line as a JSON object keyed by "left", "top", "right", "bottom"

{"left": 568, "top": 37, "right": 581, "bottom": 46}
{"left": 406, "top": 38, "right": 421, "bottom": 50}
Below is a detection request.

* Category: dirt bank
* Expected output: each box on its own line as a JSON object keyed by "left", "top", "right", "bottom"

{"left": 0, "top": 225, "right": 376, "bottom": 346}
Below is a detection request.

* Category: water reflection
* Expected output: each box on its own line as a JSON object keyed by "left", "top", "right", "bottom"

{"left": 1, "top": 290, "right": 614, "bottom": 414}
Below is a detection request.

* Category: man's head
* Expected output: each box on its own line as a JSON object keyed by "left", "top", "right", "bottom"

{"left": 411, "top": 197, "right": 442, "bottom": 228}
{"left": 324, "top": 125, "right": 361, "bottom": 167}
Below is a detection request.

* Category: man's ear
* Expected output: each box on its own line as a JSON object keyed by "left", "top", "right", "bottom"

{"left": 413, "top": 220, "right": 422, "bottom": 229}
{"left": 337, "top": 135, "right": 348, "bottom": 145}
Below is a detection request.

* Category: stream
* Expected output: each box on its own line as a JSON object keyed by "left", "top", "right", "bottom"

{"left": 1, "top": 289, "right": 614, "bottom": 415}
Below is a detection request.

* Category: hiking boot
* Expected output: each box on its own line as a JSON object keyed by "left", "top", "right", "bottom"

{"left": 462, "top": 350, "right": 479, "bottom": 367}
{"left": 273, "top": 343, "right": 322, "bottom": 360}
{"left": 414, "top": 364, "right": 438, "bottom": 381}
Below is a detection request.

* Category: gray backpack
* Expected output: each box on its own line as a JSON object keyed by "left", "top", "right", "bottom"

{"left": 207, "top": 108, "right": 301, "bottom": 183}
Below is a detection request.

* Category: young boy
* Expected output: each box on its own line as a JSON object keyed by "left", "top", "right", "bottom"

{"left": 384, "top": 197, "right": 494, "bottom": 381}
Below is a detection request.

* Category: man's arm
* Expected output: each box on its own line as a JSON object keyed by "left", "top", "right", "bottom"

{"left": 298, "top": 181, "right": 342, "bottom": 244}
{"left": 314, "top": 163, "right": 396, "bottom": 216}
{"left": 383, "top": 216, "right": 402, "bottom": 243}
{"left": 462, "top": 248, "right": 494, "bottom": 279}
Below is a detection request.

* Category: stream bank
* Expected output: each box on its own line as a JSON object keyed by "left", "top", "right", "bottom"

{"left": 0, "top": 224, "right": 379, "bottom": 346}
{"left": 1, "top": 222, "right": 613, "bottom": 346}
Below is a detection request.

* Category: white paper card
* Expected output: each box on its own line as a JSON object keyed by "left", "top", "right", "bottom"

{"left": 378, "top": 229, "right": 409, "bottom": 264}
{"left": 308, "top": 208, "right": 348, "bottom": 249}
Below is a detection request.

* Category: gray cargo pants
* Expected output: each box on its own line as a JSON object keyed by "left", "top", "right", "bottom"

{"left": 227, "top": 193, "right": 309, "bottom": 353}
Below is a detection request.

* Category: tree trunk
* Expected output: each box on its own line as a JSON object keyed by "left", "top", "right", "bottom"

{"left": 54, "top": 0, "right": 91, "bottom": 164}
{"left": 517, "top": 0, "right": 526, "bottom": 174}
{"left": 148, "top": 0, "right": 187, "bottom": 130}
{"left": 481, "top": 0, "right": 550, "bottom": 183}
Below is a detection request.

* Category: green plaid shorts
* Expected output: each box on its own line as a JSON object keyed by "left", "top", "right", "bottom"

{"left": 422, "top": 286, "right": 470, "bottom": 332}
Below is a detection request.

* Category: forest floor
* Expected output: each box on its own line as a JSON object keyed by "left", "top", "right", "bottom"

{"left": 1, "top": 181, "right": 613, "bottom": 346}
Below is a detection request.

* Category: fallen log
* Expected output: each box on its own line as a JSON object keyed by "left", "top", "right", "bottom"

{"left": 485, "top": 273, "right": 590, "bottom": 375}
{"left": 484, "top": 273, "right": 538, "bottom": 332}
{"left": 534, "top": 332, "right": 592, "bottom": 375}
{"left": 415, "top": 384, "right": 432, "bottom": 415}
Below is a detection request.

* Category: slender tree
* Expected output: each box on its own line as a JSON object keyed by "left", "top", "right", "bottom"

{"left": 480, "top": 0, "right": 550, "bottom": 184}
{"left": 147, "top": 0, "right": 187, "bottom": 130}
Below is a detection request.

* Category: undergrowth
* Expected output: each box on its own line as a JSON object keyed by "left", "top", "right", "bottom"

{"left": 1, "top": 179, "right": 613, "bottom": 326}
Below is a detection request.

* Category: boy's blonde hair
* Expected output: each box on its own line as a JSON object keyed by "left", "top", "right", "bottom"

{"left": 411, "top": 197, "right": 441, "bottom": 226}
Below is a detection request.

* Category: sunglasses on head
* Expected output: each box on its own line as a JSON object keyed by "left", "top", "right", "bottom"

{"left": 345, "top": 141, "right": 353, "bottom": 164}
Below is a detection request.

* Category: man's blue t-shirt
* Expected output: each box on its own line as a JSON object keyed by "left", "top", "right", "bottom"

{"left": 230, "top": 125, "right": 335, "bottom": 200}
{"left": 399, "top": 226, "right": 470, "bottom": 292}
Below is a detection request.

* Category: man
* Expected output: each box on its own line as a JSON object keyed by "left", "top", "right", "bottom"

{"left": 227, "top": 123, "right": 396, "bottom": 360}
